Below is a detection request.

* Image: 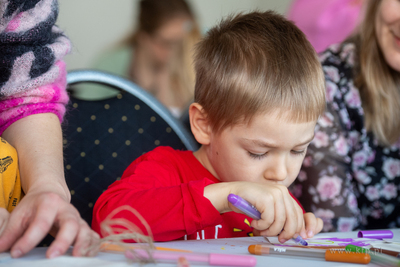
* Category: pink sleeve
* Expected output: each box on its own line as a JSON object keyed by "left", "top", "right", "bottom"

{"left": 0, "top": 61, "right": 69, "bottom": 135}
{"left": 0, "top": 0, "right": 71, "bottom": 135}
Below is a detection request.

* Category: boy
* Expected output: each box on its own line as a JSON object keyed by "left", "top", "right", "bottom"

{"left": 92, "top": 11, "right": 325, "bottom": 243}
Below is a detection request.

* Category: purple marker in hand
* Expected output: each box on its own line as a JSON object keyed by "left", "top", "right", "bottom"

{"left": 227, "top": 194, "right": 261, "bottom": 219}
{"left": 227, "top": 193, "right": 308, "bottom": 246}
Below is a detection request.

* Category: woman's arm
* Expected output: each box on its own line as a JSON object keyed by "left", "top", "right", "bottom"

{"left": 0, "top": 0, "right": 99, "bottom": 258}
{"left": 0, "top": 113, "right": 99, "bottom": 258}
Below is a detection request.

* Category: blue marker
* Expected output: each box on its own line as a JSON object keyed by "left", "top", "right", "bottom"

{"left": 227, "top": 194, "right": 308, "bottom": 246}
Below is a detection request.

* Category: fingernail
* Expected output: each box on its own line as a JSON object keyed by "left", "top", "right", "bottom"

{"left": 279, "top": 239, "right": 288, "bottom": 243}
{"left": 49, "top": 250, "right": 60, "bottom": 259}
{"left": 11, "top": 249, "right": 22, "bottom": 258}
{"left": 307, "top": 230, "right": 314, "bottom": 237}
{"left": 300, "top": 229, "right": 306, "bottom": 238}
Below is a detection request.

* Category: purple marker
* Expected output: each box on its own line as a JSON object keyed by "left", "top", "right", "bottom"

{"left": 227, "top": 194, "right": 308, "bottom": 246}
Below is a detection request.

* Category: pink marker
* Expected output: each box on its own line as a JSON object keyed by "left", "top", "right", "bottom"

{"left": 125, "top": 249, "right": 257, "bottom": 266}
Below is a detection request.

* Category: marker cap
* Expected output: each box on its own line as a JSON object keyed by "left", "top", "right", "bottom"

{"left": 358, "top": 230, "right": 393, "bottom": 239}
{"left": 209, "top": 253, "right": 257, "bottom": 267}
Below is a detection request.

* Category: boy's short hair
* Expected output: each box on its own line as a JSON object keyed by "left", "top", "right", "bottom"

{"left": 194, "top": 11, "right": 325, "bottom": 133}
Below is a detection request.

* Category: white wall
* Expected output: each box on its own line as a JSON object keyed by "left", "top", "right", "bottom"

{"left": 57, "top": 0, "right": 292, "bottom": 71}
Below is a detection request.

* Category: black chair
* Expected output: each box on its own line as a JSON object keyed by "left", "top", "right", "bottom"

{"left": 62, "top": 70, "right": 199, "bottom": 225}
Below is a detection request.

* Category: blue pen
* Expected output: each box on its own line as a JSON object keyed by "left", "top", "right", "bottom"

{"left": 227, "top": 193, "right": 308, "bottom": 246}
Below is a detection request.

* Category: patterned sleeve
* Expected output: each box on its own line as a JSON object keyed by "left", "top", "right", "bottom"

{"left": 290, "top": 43, "right": 363, "bottom": 232}
{"left": 0, "top": 0, "right": 71, "bottom": 135}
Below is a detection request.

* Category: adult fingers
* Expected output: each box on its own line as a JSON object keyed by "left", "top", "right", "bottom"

{"left": 0, "top": 208, "right": 10, "bottom": 237}
{"left": 9, "top": 201, "right": 57, "bottom": 258}
{"left": 0, "top": 205, "right": 32, "bottom": 253}
{"left": 46, "top": 210, "right": 81, "bottom": 259}
{"left": 71, "top": 220, "right": 99, "bottom": 257}
{"left": 86, "top": 231, "right": 100, "bottom": 257}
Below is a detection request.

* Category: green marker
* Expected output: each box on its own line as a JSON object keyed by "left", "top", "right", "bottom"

{"left": 345, "top": 245, "right": 400, "bottom": 267}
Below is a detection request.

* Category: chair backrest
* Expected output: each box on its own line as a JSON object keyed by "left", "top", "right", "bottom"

{"left": 63, "top": 70, "right": 198, "bottom": 225}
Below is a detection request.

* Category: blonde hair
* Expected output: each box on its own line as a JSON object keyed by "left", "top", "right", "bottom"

{"left": 353, "top": 0, "right": 400, "bottom": 146}
{"left": 194, "top": 11, "right": 326, "bottom": 133}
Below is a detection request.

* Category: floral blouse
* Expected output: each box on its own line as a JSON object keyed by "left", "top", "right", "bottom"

{"left": 291, "top": 43, "right": 400, "bottom": 232}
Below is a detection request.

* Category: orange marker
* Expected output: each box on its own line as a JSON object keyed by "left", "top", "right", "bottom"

{"left": 248, "top": 244, "right": 370, "bottom": 264}
{"left": 101, "top": 242, "right": 192, "bottom": 253}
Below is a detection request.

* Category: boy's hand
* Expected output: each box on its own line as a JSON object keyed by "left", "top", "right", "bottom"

{"left": 300, "top": 212, "right": 323, "bottom": 239}
{"left": 204, "top": 181, "right": 304, "bottom": 243}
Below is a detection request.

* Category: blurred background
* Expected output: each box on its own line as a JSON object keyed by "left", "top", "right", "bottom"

{"left": 58, "top": 0, "right": 292, "bottom": 71}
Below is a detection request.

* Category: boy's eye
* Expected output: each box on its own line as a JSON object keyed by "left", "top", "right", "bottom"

{"left": 248, "top": 151, "right": 267, "bottom": 159}
{"left": 291, "top": 150, "right": 306, "bottom": 156}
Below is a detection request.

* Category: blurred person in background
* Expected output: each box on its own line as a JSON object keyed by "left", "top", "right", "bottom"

{"left": 74, "top": 0, "right": 201, "bottom": 118}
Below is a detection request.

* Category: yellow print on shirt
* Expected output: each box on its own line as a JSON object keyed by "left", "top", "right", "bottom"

{"left": 0, "top": 137, "right": 23, "bottom": 212}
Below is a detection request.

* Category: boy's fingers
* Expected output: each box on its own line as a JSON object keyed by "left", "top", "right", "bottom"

{"left": 295, "top": 201, "right": 304, "bottom": 234}
{"left": 316, "top": 218, "right": 324, "bottom": 234}
{"left": 304, "top": 212, "right": 317, "bottom": 238}
{"left": 251, "top": 201, "right": 276, "bottom": 233}
{"left": 264, "top": 193, "right": 286, "bottom": 235}
{"left": 254, "top": 193, "right": 285, "bottom": 236}
{"left": 277, "top": 191, "right": 298, "bottom": 242}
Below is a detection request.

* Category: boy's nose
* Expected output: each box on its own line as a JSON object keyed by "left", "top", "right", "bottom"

{"left": 263, "top": 158, "right": 287, "bottom": 181}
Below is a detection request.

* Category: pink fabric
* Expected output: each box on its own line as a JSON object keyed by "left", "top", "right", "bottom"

{"left": 0, "top": 61, "right": 69, "bottom": 135}
{"left": 5, "top": 12, "right": 22, "bottom": 32}
{"left": 287, "top": 0, "right": 363, "bottom": 53}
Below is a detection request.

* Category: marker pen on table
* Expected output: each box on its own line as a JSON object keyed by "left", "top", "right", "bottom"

{"left": 124, "top": 249, "right": 257, "bottom": 267}
{"left": 227, "top": 194, "right": 308, "bottom": 246}
{"left": 369, "top": 248, "right": 400, "bottom": 258}
{"left": 345, "top": 244, "right": 400, "bottom": 267}
{"left": 248, "top": 244, "right": 371, "bottom": 264}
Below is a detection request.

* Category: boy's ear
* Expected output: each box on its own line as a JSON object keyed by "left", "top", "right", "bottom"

{"left": 189, "top": 103, "right": 211, "bottom": 145}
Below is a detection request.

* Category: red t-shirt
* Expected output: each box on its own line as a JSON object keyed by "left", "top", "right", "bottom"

{"left": 92, "top": 146, "right": 304, "bottom": 241}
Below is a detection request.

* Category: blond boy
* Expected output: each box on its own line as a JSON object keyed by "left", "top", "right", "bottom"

{"left": 93, "top": 11, "right": 325, "bottom": 242}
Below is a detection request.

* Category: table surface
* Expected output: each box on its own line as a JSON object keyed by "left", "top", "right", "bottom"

{"left": 1, "top": 230, "right": 399, "bottom": 267}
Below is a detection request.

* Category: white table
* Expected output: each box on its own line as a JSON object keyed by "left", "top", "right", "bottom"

{"left": 1, "top": 230, "right": 399, "bottom": 267}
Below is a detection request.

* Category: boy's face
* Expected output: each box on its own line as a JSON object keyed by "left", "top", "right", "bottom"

{"left": 195, "top": 110, "right": 316, "bottom": 187}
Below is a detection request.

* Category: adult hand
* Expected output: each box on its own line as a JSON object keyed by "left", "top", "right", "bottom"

{"left": 1, "top": 114, "right": 99, "bottom": 258}
{"left": 0, "top": 190, "right": 99, "bottom": 258}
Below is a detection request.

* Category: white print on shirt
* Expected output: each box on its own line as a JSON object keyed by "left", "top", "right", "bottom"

{"left": 196, "top": 230, "right": 205, "bottom": 240}
{"left": 215, "top": 224, "right": 222, "bottom": 239}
